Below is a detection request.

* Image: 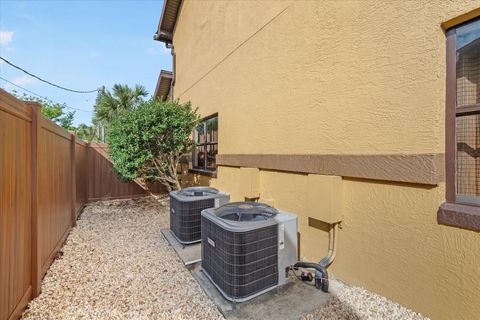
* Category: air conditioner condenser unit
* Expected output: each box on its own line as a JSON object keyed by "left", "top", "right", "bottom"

{"left": 201, "top": 202, "right": 297, "bottom": 302}
{"left": 169, "top": 186, "right": 229, "bottom": 244}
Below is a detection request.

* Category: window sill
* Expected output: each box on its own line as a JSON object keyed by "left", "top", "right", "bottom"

{"left": 188, "top": 168, "right": 217, "bottom": 178}
{"left": 437, "top": 202, "right": 480, "bottom": 232}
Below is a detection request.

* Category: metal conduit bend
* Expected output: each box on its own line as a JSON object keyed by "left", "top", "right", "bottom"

{"left": 320, "top": 222, "right": 339, "bottom": 268}
{"left": 293, "top": 222, "right": 340, "bottom": 293}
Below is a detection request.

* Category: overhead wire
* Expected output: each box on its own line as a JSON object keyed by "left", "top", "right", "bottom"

{"left": 0, "top": 76, "right": 94, "bottom": 113}
{"left": 0, "top": 56, "right": 99, "bottom": 93}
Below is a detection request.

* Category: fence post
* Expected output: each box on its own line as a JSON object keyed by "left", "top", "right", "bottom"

{"left": 71, "top": 134, "right": 77, "bottom": 226}
{"left": 27, "top": 101, "right": 42, "bottom": 297}
{"left": 86, "top": 142, "right": 90, "bottom": 201}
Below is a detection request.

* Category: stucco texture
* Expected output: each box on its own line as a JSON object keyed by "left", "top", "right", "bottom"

{"left": 172, "top": 1, "right": 480, "bottom": 319}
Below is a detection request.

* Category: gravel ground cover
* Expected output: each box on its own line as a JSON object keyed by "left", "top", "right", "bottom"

{"left": 23, "top": 197, "right": 223, "bottom": 320}
{"left": 302, "top": 280, "right": 428, "bottom": 320}
{"left": 23, "top": 197, "right": 427, "bottom": 320}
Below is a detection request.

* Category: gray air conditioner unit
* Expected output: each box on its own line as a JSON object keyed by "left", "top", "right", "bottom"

{"left": 201, "top": 202, "right": 297, "bottom": 302}
{"left": 169, "top": 187, "right": 230, "bottom": 244}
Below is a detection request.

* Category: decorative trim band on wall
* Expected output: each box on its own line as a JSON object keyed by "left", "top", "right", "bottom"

{"left": 437, "top": 202, "right": 480, "bottom": 232}
{"left": 216, "top": 154, "right": 444, "bottom": 185}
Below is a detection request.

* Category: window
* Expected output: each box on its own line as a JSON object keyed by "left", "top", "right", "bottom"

{"left": 192, "top": 114, "right": 218, "bottom": 173}
{"left": 439, "top": 18, "right": 480, "bottom": 232}
{"left": 446, "top": 19, "right": 480, "bottom": 205}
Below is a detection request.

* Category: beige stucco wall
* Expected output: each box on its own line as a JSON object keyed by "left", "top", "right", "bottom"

{"left": 171, "top": 1, "right": 480, "bottom": 319}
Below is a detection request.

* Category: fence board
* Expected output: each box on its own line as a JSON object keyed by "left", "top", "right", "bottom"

{"left": 75, "top": 142, "right": 88, "bottom": 217}
{"left": 0, "top": 92, "right": 31, "bottom": 122}
{"left": 88, "top": 143, "right": 164, "bottom": 200}
{"left": 37, "top": 125, "right": 73, "bottom": 276}
{"left": 0, "top": 92, "right": 32, "bottom": 320}
{"left": 0, "top": 89, "right": 166, "bottom": 320}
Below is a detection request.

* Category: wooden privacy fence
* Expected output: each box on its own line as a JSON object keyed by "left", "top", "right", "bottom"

{"left": 0, "top": 90, "right": 163, "bottom": 320}
{"left": 88, "top": 143, "right": 164, "bottom": 201}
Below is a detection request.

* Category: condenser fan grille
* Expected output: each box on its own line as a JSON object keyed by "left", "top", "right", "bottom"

{"left": 214, "top": 202, "right": 278, "bottom": 222}
{"left": 178, "top": 186, "right": 219, "bottom": 197}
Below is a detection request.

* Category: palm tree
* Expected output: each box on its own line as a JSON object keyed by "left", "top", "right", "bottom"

{"left": 93, "top": 84, "right": 148, "bottom": 125}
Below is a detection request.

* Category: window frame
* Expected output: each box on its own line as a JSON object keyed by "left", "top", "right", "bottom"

{"left": 439, "top": 21, "right": 480, "bottom": 232}
{"left": 446, "top": 24, "right": 480, "bottom": 204}
{"left": 190, "top": 113, "right": 218, "bottom": 177}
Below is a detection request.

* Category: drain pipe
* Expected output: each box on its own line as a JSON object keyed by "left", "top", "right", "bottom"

{"left": 166, "top": 43, "right": 176, "bottom": 99}
{"left": 293, "top": 261, "right": 329, "bottom": 293}
{"left": 292, "top": 221, "right": 340, "bottom": 293}
{"left": 319, "top": 222, "right": 339, "bottom": 268}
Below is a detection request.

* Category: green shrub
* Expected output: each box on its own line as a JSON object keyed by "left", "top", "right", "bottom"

{"left": 107, "top": 99, "right": 199, "bottom": 192}
{"left": 12, "top": 91, "right": 75, "bottom": 130}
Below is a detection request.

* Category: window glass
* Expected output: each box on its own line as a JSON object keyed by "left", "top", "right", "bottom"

{"left": 194, "top": 145, "right": 205, "bottom": 169}
{"left": 206, "top": 144, "right": 217, "bottom": 170}
{"left": 206, "top": 117, "right": 218, "bottom": 142}
{"left": 192, "top": 115, "right": 218, "bottom": 172}
{"left": 195, "top": 122, "right": 205, "bottom": 144}
{"left": 456, "top": 19, "right": 480, "bottom": 107}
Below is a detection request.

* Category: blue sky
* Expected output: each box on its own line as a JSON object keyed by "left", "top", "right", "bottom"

{"left": 0, "top": 0, "right": 170, "bottom": 125}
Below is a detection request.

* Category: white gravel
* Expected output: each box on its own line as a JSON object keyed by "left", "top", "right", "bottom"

{"left": 23, "top": 197, "right": 223, "bottom": 320}
{"left": 303, "top": 280, "right": 428, "bottom": 320}
{"left": 23, "top": 197, "right": 427, "bottom": 320}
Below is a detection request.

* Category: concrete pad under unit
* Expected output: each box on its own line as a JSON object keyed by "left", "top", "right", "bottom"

{"left": 190, "top": 264, "right": 330, "bottom": 320}
{"left": 162, "top": 228, "right": 330, "bottom": 318}
{"left": 161, "top": 229, "right": 201, "bottom": 265}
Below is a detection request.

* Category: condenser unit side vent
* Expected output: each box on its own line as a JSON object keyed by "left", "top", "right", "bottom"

{"left": 169, "top": 187, "right": 229, "bottom": 244}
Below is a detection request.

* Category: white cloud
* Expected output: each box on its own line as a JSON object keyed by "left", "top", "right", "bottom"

{"left": 3, "top": 75, "right": 39, "bottom": 90}
{"left": 148, "top": 46, "right": 170, "bottom": 56}
{"left": 0, "top": 31, "right": 14, "bottom": 46}
{"left": 13, "top": 75, "right": 38, "bottom": 86}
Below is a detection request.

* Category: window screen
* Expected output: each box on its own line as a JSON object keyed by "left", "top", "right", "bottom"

{"left": 456, "top": 20, "right": 480, "bottom": 107}
{"left": 454, "top": 19, "right": 480, "bottom": 202}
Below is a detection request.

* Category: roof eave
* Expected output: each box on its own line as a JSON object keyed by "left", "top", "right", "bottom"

{"left": 154, "top": 70, "right": 173, "bottom": 101}
{"left": 153, "top": 0, "right": 182, "bottom": 44}
{"left": 153, "top": 30, "right": 173, "bottom": 43}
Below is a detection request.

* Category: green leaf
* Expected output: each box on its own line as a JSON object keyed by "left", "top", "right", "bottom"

{"left": 106, "top": 98, "right": 199, "bottom": 191}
